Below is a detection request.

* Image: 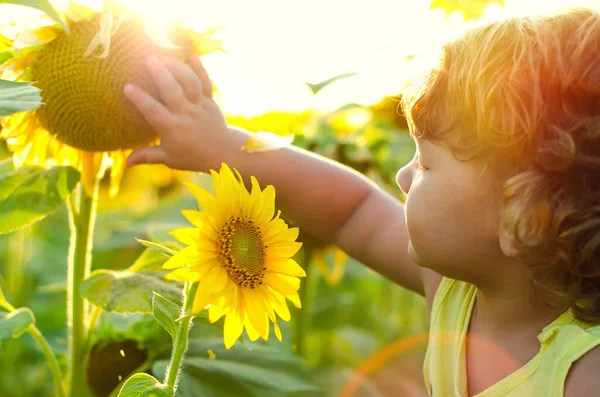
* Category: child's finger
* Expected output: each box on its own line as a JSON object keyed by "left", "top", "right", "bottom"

{"left": 146, "top": 56, "right": 187, "bottom": 113}
{"left": 164, "top": 58, "right": 203, "bottom": 103}
{"left": 187, "top": 55, "right": 213, "bottom": 98}
{"left": 124, "top": 83, "right": 171, "bottom": 130}
{"left": 126, "top": 145, "right": 168, "bottom": 167}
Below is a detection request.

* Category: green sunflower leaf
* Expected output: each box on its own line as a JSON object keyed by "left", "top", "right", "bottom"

{"left": 0, "top": 79, "right": 42, "bottom": 116}
{"left": 81, "top": 270, "right": 183, "bottom": 314}
{"left": 0, "top": 307, "right": 35, "bottom": 340}
{"left": 304, "top": 72, "right": 359, "bottom": 96}
{"left": 152, "top": 292, "right": 181, "bottom": 340}
{"left": 117, "top": 373, "right": 173, "bottom": 397}
{"left": 128, "top": 243, "right": 181, "bottom": 273}
{"left": 153, "top": 339, "right": 323, "bottom": 397}
{"left": 0, "top": 0, "right": 68, "bottom": 31}
{"left": 135, "top": 238, "right": 178, "bottom": 257}
{"left": 0, "top": 166, "right": 80, "bottom": 234}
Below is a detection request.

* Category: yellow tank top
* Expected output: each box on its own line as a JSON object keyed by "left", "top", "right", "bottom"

{"left": 423, "top": 277, "right": 600, "bottom": 397}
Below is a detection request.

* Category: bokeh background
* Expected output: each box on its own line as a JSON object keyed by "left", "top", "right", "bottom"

{"left": 1, "top": 0, "right": 598, "bottom": 396}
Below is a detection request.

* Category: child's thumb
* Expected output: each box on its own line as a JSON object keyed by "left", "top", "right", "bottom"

{"left": 126, "top": 146, "right": 168, "bottom": 167}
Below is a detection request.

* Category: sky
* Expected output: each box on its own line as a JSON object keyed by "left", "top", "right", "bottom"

{"left": 2, "top": 0, "right": 600, "bottom": 116}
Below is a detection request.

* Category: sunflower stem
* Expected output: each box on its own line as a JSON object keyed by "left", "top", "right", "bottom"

{"left": 28, "top": 324, "right": 67, "bottom": 397}
{"left": 164, "top": 282, "right": 199, "bottom": 390}
{"left": 294, "top": 248, "right": 316, "bottom": 359}
{"left": 1, "top": 299, "right": 66, "bottom": 397}
{"left": 67, "top": 182, "right": 99, "bottom": 397}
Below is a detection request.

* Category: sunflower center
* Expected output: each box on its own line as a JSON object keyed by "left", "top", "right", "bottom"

{"left": 33, "top": 15, "right": 174, "bottom": 151}
{"left": 218, "top": 217, "right": 266, "bottom": 289}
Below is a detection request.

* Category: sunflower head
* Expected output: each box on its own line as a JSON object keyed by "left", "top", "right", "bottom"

{"left": 32, "top": 12, "right": 205, "bottom": 152}
{"left": 0, "top": 2, "right": 221, "bottom": 196}
{"left": 163, "top": 163, "right": 306, "bottom": 348}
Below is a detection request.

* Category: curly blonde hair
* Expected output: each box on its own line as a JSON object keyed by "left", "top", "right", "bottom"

{"left": 401, "top": 8, "right": 600, "bottom": 322}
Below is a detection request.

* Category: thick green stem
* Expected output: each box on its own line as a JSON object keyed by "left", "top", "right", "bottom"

{"left": 294, "top": 249, "right": 316, "bottom": 359}
{"left": 29, "top": 325, "right": 67, "bottom": 397}
{"left": 67, "top": 183, "right": 99, "bottom": 397}
{"left": 164, "top": 282, "right": 199, "bottom": 391}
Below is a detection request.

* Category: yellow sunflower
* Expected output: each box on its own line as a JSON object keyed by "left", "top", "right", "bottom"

{"left": 0, "top": 0, "right": 221, "bottom": 196}
{"left": 164, "top": 163, "right": 305, "bottom": 349}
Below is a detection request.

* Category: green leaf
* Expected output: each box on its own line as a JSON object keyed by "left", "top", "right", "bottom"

{"left": 127, "top": 243, "right": 180, "bottom": 272}
{"left": 0, "top": 158, "right": 15, "bottom": 176}
{"left": 117, "top": 373, "right": 173, "bottom": 397}
{"left": 0, "top": 79, "right": 42, "bottom": 116}
{"left": 304, "top": 72, "right": 359, "bottom": 96}
{"left": 0, "top": 307, "right": 35, "bottom": 340}
{"left": 153, "top": 339, "right": 323, "bottom": 397}
{"left": 0, "top": 51, "right": 14, "bottom": 65}
{"left": 81, "top": 270, "right": 183, "bottom": 314}
{"left": 0, "top": 166, "right": 80, "bottom": 234}
{"left": 136, "top": 238, "right": 178, "bottom": 256}
{"left": 0, "top": 0, "right": 68, "bottom": 31}
{"left": 152, "top": 292, "right": 181, "bottom": 340}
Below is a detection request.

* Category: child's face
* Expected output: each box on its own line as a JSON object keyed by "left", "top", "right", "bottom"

{"left": 396, "top": 139, "right": 508, "bottom": 281}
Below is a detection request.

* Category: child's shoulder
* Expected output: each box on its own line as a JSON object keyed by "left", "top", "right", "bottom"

{"left": 564, "top": 345, "right": 600, "bottom": 397}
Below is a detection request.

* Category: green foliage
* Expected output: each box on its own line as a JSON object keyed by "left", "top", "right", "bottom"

{"left": 81, "top": 270, "right": 183, "bottom": 314}
{"left": 128, "top": 245, "right": 179, "bottom": 272}
{"left": 304, "top": 72, "right": 359, "bottom": 96}
{"left": 0, "top": 79, "right": 41, "bottom": 116}
{"left": 117, "top": 373, "right": 173, "bottom": 397}
{"left": 0, "top": 166, "right": 80, "bottom": 234}
{"left": 0, "top": 307, "right": 35, "bottom": 340}
{"left": 0, "top": 0, "right": 68, "bottom": 30}
{"left": 152, "top": 292, "right": 181, "bottom": 340}
{"left": 136, "top": 238, "right": 178, "bottom": 256}
{"left": 154, "top": 338, "right": 323, "bottom": 397}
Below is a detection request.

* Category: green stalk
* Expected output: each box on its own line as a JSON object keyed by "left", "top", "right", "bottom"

{"left": 0, "top": 300, "right": 66, "bottom": 397}
{"left": 28, "top": 325, "right": 67, "bottom": 397}
{"left": 67, "top": 182, "right": 100, "bottom": 397}
{"left": 164, "top": 282, "right": 199, "bottom": 391}
{"left": 293, "top": 249, "right": 316, "bottom": 359}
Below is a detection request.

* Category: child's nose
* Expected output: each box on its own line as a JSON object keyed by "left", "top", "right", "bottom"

{"left": 396, "top": 161, "right": 413, "bottom": 195}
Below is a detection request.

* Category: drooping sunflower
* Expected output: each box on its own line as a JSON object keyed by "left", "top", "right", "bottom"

{"left": 0, "top": 1, "right": 221, "bottom": 196}
{"left": 164, "top": 163, "right": 305, "bottom": 348}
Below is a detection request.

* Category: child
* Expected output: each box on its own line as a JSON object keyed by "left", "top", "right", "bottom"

{"left": 124, "top": 7, "right": 600, "bottom": 396}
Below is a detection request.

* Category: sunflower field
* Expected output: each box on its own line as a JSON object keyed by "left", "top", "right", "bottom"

{"left": 0, "top": 0, "right": 510, "bottom": 396}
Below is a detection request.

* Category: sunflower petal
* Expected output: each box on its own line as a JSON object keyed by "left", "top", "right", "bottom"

{"left": 165, "top": 266, "right": 201, "bottom": 282}
{"left": 273, "top": 321, "right": 283, "bottom": 341}
{"left": 224, "top": 308, "right": 244, "bottom": 348}
{"left": 263, "top": 273, "right": 301, "bottom": 296}
{"left": 287, "top": 293, "right": 302, "bottom": 309}
{"left": 184, "top": 181, "right": 216, "bottom": 214}
{"left": 108, "top": 151, "right": 127, "bottom": 197}
{"left": 208, "top": 303, "right": 228, "bottom": 324}
{"left": 242, "top": 288, "right": 269, "bottom": 339}
{"left": 266, "top": 258, "right": 306, "bottom": 278}
{"left": 243, "top": 311, "right": 261, "bottom": 342}
{"left": 169, "top": 227, "right": 199, "bottom": 246}
{"left": 266, "top": 242, "right": 303, "bottom": 259}
{"left": 263, "top": 287, "right": 291, "bottom": 322}
{"left": 192, "top": 286, "right": 212, "bottom": 314}
{"left": 201, "top": 266, "right": 229, "bottom": 295}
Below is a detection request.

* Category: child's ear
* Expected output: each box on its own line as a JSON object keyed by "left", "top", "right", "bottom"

{"left": 498, "top": 220, "right": 520, "bottom": 258}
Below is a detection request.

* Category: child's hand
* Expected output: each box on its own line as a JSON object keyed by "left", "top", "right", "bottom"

{"left": 123, "top": 55, "right": 228, "bottom": 171}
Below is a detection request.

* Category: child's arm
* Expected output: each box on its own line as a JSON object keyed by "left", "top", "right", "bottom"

{"left": 124, "top": 55, "right": 431, "bottom": 295}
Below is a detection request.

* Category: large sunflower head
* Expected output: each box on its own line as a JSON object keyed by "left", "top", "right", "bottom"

{"left": 0, "top": 1, "right": 221, "bottom": 195}
{"left": 164, "top": 163, "right": 305, "bottom": 348}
